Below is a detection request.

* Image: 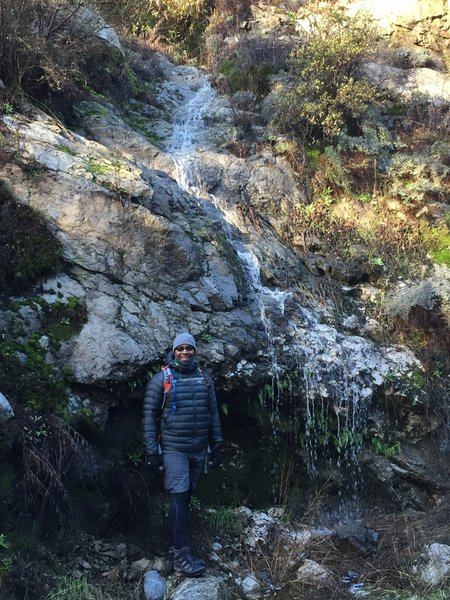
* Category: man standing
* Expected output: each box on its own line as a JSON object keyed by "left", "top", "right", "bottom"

{"left": 143, "top": 333, "right": 222, "bottom": 577}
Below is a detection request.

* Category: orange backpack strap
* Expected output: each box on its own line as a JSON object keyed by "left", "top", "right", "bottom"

{"left": 161, "top": 364, "right": 177, "bottom": 413}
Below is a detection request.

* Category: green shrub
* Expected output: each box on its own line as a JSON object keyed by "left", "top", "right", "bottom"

{"left": 386, "top": 155, "right": 450, "bottom": 205}
{"left": 0, "top": 533, "right": 13, "bottom": 583}
{"left": 219, "top": 58, "right": 274, "bottom": 98}
{"left": 217, "top": 35, "right": 291, "bottom": 97}
{"left": 0, "top": 343, "right": 68, "bottom": 416}
{"left": 423, "top": 225, "right": 450, "bottom": 267}
{"left": 0, "top": 0, "right": 134, "bottom": 109}
{"left": 206, "top": 506, "right": 244, "bottom": 536}
{"left": 100, "top": 0, "right": 215, "bottom": 58}
{"left": 276, "top": 7, "right": 379, "bottom": 141}
{"left": 370, "top": 437, "right": 401, "bottom": 458}
{"left": 42, "top": 296, "right": 87, "bottom": 344}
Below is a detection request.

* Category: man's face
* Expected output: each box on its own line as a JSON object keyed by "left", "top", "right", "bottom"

{"left": 174, "top": 344, "right": 196, "bottom": 364}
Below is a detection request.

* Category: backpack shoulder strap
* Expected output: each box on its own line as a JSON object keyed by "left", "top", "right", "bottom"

{"left": 161, "top": 364, "right": 177, "bottom": 413}
{"left": 197, "top": 365, "right": 210, "bottom": 386}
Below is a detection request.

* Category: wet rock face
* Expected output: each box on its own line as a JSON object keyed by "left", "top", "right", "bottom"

{"left": 363, "top": 438, "right": 449, "bottom": 510}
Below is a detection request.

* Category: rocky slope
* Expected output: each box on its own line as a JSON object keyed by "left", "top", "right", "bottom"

{"left": 0, "top": 3, "right": 449, "bottom": 597}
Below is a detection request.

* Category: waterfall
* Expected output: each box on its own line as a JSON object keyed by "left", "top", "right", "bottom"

{"left": 159, "top": 68, "right": 417, "bottom": 509}
{"left": 165, "top": 75, "right": 289, "bottom": 396}
{"left": 166, "top": 80, "right": 214, "bottom": 194}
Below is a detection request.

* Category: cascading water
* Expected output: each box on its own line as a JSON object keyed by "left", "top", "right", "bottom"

{"left": 166, "top": 80, "right": 214, "bottom": 194}
{"left": 289, "top": 309, "right": 378, "bottom": 509}
{"left": 163, "top": 73, "right": 295, "bottom": 505}
{"left": 159, "top": 68, "right": 418, "bottom": 511}
{"left": 165, "top": 74, "right": 289, "bottom": 400}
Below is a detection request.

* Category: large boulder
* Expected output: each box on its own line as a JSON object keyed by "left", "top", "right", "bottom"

{"left": 170, "top": 575, "right": 232, "bottom": 600}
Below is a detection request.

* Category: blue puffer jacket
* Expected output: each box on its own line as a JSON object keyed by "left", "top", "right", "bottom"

{"left": 143, "top": 355, "right": 222, "bottom": 455}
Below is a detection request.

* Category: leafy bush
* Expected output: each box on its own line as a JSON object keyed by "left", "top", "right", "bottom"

{"left": 219, "top": 58, "right": 274, "bottom": 98}
{"left": 100, "top": 0, "right": 215, "bottom": 58}
{"left": 276, "top": 7, "right": 380, "bottom": 141}
{"left": 217, "top": 35, "right": 292, "bottom": 97}
{"left": 0, "top": 533, "right": 13, "bottom": 582}
{"left": 206, "top": 0, "right": 252, "bottom": 38}
{"left": 0, "top": 340, "right": 68, "bottom": 415}
{"left": 386, "top": 155, "right": 450, "bottom": 206}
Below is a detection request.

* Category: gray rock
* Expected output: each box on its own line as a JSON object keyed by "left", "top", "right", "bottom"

{"left": 334, "top": 521, "right": 379, "bottom": 555}
{"left": 363, "top": 61, "right": 450, "bottom": 103}
{"left": 128, "top": 558, "right": 152, "bottom": 581}
{"left": 241, "top": 573, "right": 261, "bottom": 595}
{"left": 143, "top": 570, "right": 167, "bottom": 600}
{"left": 296, "top": 559, "right": 330, "bottom": 584}
{"left": 170, "top": 575, "right": 231, "bottom": 600}
{"left": 0, "top": 393, "right": 14, "bottom": 423}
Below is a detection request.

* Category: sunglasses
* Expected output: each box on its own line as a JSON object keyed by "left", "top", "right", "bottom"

{"left": 175, "top": 345, "right": 195, "bottom": 352}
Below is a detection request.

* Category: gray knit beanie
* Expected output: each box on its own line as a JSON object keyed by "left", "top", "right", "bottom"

{"left": 172, "top": 332, "right": 196, "bottom": 351}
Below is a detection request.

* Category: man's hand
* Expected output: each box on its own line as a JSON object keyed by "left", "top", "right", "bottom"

{"left": 209, "top": 444, "right": 222, "bottom": 469}
{"left": 146, "top": 454, "right": 164, "bottom": 475}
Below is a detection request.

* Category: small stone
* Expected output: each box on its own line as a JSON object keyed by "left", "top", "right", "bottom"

{"left": 38, "top": 335, "right": 50, "bottom": 349}
{"left": 151, "top": 556, "right": 170, "bottom": 573}
{"left": 143, "top": 570, "right": 167, "bottom": 600}
{"left": 241, "top": 574, "right": 260, "bottom": 594}
{"left": 297, "top": 559, "right": 330, "bottom": 583}
{"left": 128, "top": 558, "right": 152, "bottom": 580}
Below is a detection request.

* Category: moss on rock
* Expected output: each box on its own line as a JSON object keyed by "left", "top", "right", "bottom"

{"left": 0, "top": 182, "right": 63, "bottom": 295}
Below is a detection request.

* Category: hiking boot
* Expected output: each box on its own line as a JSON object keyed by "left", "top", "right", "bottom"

{"left": 169, "top": 545, "right": 205, "bottom": 568}
{"left": 172, "top": 546, "right": 205, "bottom": 577}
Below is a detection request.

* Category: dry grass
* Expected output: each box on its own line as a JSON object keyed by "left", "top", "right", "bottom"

{"left": 362, "top": 499, "right": 450, "bottom": 587}
{"left": 288, "top": 191, "right": 430, "bottom": 285}
{"left": 12, "top": 412, "right": 95, "bottom": 525}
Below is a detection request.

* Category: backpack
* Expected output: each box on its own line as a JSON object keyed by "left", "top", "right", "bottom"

{"left": 161, "top": 364, "right": 209, "bottom": 414}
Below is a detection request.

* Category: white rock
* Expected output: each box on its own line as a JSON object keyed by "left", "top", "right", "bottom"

{"left": 241, "top": 574, "right": 261, "bottom": 595}
{"left": 253, "top": 511, "right": 274, "bottom": 525}
{"left": 297, "top": 559, "right": 331, "bottom": 583}
{"left": 418, "top": 543, "right": 450, "bottom": 586}
{"left": 38, "top": 335, "right": 50, "bottom": 350}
